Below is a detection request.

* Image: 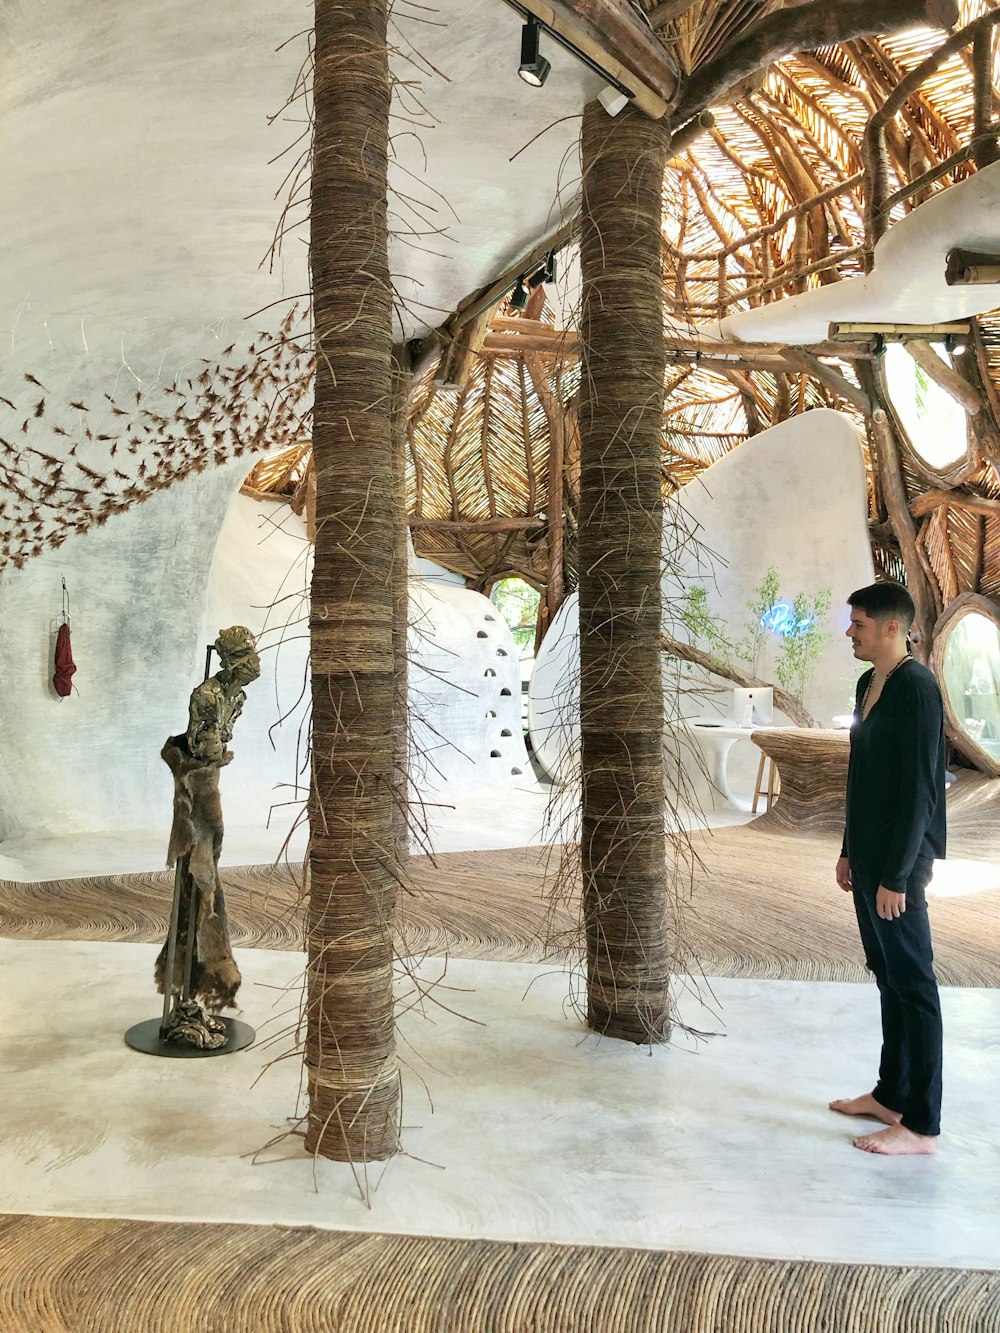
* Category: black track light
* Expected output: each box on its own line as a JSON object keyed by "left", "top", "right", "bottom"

{"left": 510, "top": 278, "right": 529, "bottom": 310}
{"left": 518, "top": 17, "right": 550, "bottom": 88}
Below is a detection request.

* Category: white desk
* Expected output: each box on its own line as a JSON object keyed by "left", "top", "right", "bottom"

{"left": 680, "top": 720, "right": 787, "bottom": 812}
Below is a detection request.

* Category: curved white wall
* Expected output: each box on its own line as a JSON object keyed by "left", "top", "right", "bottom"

{"left": 409, "top": 578, "right": 530, "bottom": 794}
{"left": 0, "top": 461, "right": 246, "bottom": 841}
{"left": 200, "top": 494, "right": 312, "bottom": 831}
{"left": 0, "top": 482, "right": 536, "bottom": 849}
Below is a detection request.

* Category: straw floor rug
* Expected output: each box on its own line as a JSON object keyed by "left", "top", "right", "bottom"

{"left": 2, "top": 825, "right": 998, "bottom": 986}
{"left": 2, "top": 1213, "right": 998, "bottom": 1333}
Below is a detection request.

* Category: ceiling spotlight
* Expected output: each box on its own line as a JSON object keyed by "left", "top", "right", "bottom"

{"left": 946, "top": 334, "right": 968, "bottom": 356}
{"left": 518, "top": 17, "right": 551, "bottom": 88}
{"left": 525, "top": 251, "right": 558, "bottom": 291}
{"left": 510, "top": 278, "right": 529, "bottom": 310}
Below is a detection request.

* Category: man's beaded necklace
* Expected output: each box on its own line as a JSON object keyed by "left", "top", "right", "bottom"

{"left": 861, "top": 654, "right": 910, "bottom": 718}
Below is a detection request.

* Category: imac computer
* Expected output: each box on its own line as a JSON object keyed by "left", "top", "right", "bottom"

{"left": 731, "top": 686, "right": 774, "bottom": 728}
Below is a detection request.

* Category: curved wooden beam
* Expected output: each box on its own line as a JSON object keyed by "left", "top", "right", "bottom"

{"left": 672, "top": 0, "right": 959, "bottom": 126}
{"left": 866, "top": 404, "right": 937, "bottom": 661}
{"left": 910, "top": 488, "right": 1000, "bottom": 520}
{"left": 782, "top": 347, "right": 871, "bottom": 416}
{"left": 906, "top": 342, "right": 982, "bottom": 417}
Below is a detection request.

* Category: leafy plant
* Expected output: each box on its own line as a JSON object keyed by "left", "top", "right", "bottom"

{"left": 913, "top": 362, "right": 932, "bottom": 418}
{"left": 734, "top": 566, "right": 781, "bottom": 677}
{"left": 774, "top": 587, "right": 832, "bottom": 703}
{"left": 679, "top": 583, "right": 733, "bottom": 658}
{"left": 678, "top": 568, "right": 831, "bottom": 707}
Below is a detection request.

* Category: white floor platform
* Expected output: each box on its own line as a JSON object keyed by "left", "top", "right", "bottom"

{"left": 2, "top": 938, "right": 998, "bottom": 1270}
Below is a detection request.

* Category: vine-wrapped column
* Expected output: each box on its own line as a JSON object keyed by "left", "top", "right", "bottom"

{"left": 306, "top": 0, "right": 399, "bottom": 1160}
{"left": 578, "top": 100, "right": 672, "bottom": 1043}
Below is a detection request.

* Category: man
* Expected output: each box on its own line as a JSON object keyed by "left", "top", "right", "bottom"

{"left": 830, "top": 581, "right": 946, "bottom": 1156}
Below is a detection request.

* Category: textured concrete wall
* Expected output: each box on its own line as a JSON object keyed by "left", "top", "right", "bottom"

{"left": 0, "top": 460, "right": 245, "bottom": 841}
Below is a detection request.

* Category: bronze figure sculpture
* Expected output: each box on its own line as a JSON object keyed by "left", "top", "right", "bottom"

{"left": 153, "top": 625, "right": 261, "bottom": 1049}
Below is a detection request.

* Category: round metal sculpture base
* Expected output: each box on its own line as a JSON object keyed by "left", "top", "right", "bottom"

{"left": 124, "top": 1016, "right": 256, "bottom": 1059}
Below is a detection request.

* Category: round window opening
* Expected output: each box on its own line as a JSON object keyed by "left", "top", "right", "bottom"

{"left": 883, "top": 343, "right": 966, "bottom": 473}
{"left": 940, "top": 609, "right": 1000, "bottom": 768}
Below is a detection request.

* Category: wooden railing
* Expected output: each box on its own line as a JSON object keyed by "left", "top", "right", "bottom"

{"left": 863, "top": 8, "right": 1000, "bottom": 249}
{"left": 667, "top": 11, "right": 1000, "bottom": 322}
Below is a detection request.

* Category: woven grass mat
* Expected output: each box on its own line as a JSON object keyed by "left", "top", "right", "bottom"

{"left": 2, "top": 1214, "right": 998, "bottom": 1333}
{"left": 1, "top": 821, "right": 998, "bottom": 985}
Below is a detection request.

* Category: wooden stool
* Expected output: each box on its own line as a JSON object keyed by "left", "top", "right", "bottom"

{"left": 752, "top": 750, "right": 779, "bottom": 813}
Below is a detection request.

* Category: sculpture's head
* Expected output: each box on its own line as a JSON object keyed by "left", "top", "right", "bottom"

{"left": 215, "top": 625, "right": 261, "bottom": 687}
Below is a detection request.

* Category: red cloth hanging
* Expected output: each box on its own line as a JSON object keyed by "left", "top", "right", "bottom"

{"left": 53, "top": 622, "right": 77, "bottom": 697}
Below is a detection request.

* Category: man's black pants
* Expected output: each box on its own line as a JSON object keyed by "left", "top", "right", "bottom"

{"left": 851, "top": 857, "right": 942, "bottom": 1137}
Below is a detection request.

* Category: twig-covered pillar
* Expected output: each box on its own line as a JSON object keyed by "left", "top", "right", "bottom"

{"left": 390, "top": 348, "right": 412, "bottom": 863}
{"left": 306, "top": 0, "right": 400, "bottom": 1160}
{"left": 578, "top": 101, "right": 672, "bottom": 1043}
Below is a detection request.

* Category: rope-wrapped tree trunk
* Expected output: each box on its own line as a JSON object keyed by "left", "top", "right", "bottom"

{"left": 391, "top": 348, "right": 412, "bottom": 863}
{"left": 306, "top": 0, "right": 400, "bottom": 1161}
{"left": 578, "top": 101, "right": 672, "bottom": 1043}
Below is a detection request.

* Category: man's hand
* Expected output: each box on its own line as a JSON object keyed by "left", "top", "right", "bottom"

{"left": 836, "top": 856, "right": 852, "bottom": 891}
{"left": 876, "top": 886, "right": 906, "bottom": 920}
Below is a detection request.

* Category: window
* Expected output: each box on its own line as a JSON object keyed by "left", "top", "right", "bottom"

{"left": 883, "top": 343, "right": 966, "bottom": 472}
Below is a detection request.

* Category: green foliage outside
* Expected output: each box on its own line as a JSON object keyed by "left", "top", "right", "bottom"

{"left": 914, "top": 362, "right": 932, "bottom": 418}
{"left": 491, "top": 577, "right": 540, "bottom": 653}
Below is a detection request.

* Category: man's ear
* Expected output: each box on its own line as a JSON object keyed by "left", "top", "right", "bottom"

{"left": 885, "top": 617, "right": 901, "bottom": 640}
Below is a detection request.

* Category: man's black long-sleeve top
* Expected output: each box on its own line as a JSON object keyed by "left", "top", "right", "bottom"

{"left": 841, "top": 658, "right": 946, "bottom": 890}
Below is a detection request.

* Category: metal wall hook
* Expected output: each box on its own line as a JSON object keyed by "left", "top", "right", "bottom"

{"left": 60, "top": 576, "right": 71, "bottom": 626}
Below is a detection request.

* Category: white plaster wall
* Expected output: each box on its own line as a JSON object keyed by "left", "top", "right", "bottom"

{"left": 0, "top": 461, "right": 245, "bottom": 841}
{"left": 0, "top": 0, "right": 588, "bottom": 852}
{"left": 200, "top": 495, "right": 312, "bottom": 832}
{"left": 529, "top": 410, "right": 875, "bottom": 786}
{"left": 2, "top": 1, "right": 595, "bottom": 347}
{"left": 0, "top": 483, "right": 535, "bottom": 847}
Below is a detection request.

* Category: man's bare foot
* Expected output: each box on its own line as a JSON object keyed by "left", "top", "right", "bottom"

{"left": 853, "top": 1124, "right": 939, "bottom": 1156}
{"left": 829, "top": 1093, "right": 902, "bottom": 1126}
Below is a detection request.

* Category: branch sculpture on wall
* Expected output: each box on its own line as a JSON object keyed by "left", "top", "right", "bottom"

{"left": 153, "top": 626, "right": 261, "bottom": 1049}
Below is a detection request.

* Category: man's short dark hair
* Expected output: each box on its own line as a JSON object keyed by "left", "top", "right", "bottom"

{"left": 848, "top": 581, "right": 915, "bottom": 631}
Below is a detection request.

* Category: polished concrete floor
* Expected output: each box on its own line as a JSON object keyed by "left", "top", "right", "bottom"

{"left": 0, "top": 782, "right": 753, "bottom": 882}
{"left": 2, "top": 937, "right": 998, "bottom": 1270}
